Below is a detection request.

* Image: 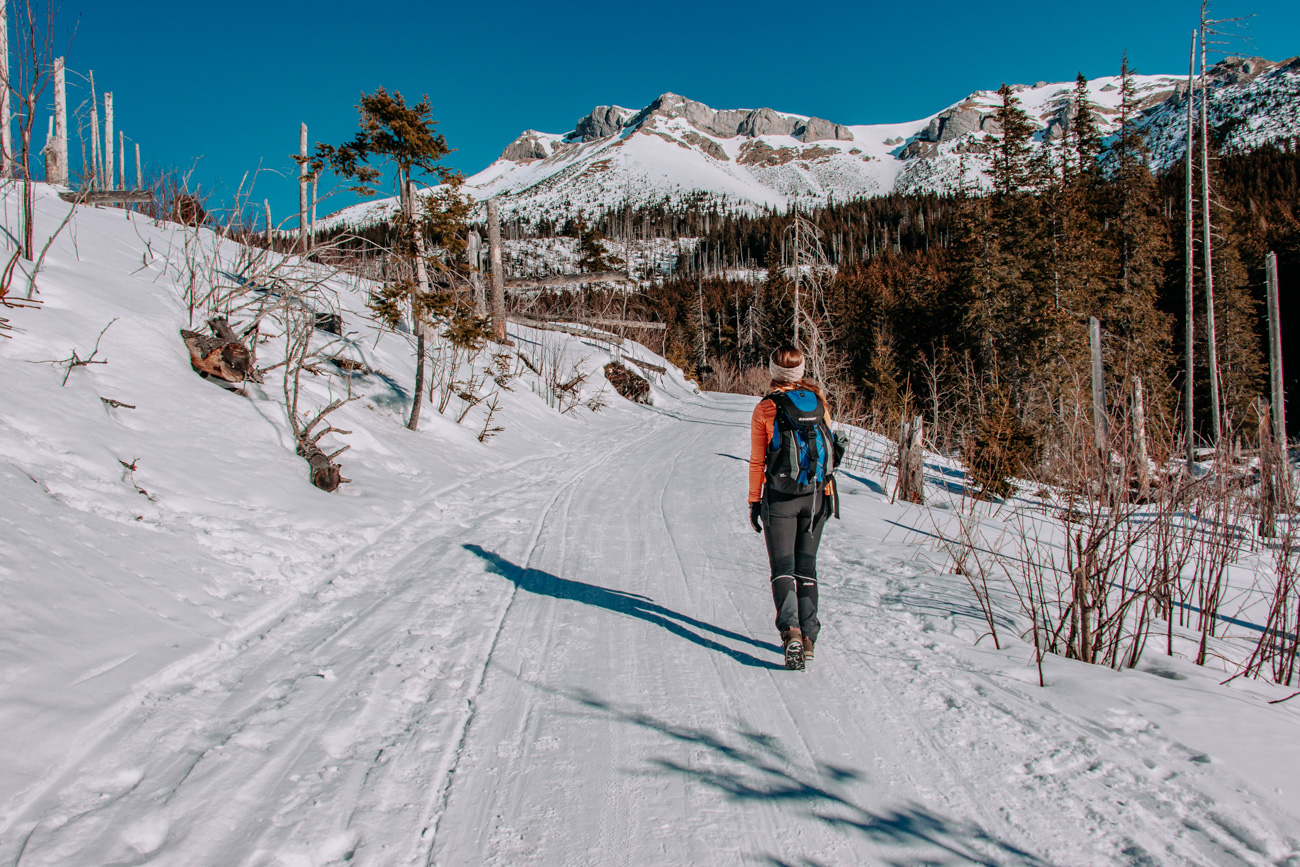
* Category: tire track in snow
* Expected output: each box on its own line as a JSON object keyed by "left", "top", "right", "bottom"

{"left": 422, "top": 416, "right": 674, "bottom": 864}
{"left": 0, "top": 447, "right": 567, "bottom": 855}
{"left": 1, "top": 436, "right": 647, "bottom": 866}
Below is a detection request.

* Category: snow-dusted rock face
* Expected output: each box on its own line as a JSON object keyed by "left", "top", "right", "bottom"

{"left": 324, "top": 57, "right": 1300, "bottom": 228}
{"left": 499, "top": 130, "right": 552, "bottom": 162}
{"left": 575, "top": 105, "right": 636, "bottom": 141}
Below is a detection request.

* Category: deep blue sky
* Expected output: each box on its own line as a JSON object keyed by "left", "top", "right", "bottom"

{"left": 48, "top": 0, "right": 1298, "bottom": 223}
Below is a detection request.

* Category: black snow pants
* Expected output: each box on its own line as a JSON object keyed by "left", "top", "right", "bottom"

{"left": 761, "top": 489, "right": 827, "bottom": 642}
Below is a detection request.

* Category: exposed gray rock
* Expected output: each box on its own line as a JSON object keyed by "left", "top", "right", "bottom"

{"left": 1209, "top": 56, "right": 1276, "bottom": 85}
{"left": 500, "top": 131, "right": 550, "bottom": 162}
{"left": 575, "top": 106, "right": 632, "bottom": 141}
{"left": 629, "top": 93, "right": 731, "bottom": 138}
{"left": 737, "top": 107, "right": 800, "bottom": 137}
{"left": 979, "top": 115, "right": 1003, "bottom": 136}
{"left": 795, "top": 117, "right": 854, "bottom": 142}
{"left": 900, "top": 139, "right": 938, "bottom": 159}
{"left": 712, "top": 109, "right": 751, "bottom": 136}
{"left": 923, "top": 106, "right": 986, "bottom": 142}
{"left": 585, "top": 93, "right": 854, "bottom": 144}
{"left": 681, "top": 130, "right": 728, "bottom": 161}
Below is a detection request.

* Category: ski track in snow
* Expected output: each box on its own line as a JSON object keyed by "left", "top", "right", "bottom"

{"left": 6, "top": 393, "right": 1300, "bottom": 866}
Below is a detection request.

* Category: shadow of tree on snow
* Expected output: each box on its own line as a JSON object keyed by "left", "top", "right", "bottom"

{"left": 541, "top": 683, "right": 1050, "bottom": 867}
{"left": 463, "top": 544, "right": 783, "bottom": 670}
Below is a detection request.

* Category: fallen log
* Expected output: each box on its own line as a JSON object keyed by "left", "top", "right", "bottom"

{"left": 297, "top": 436, "right": 344, "bottom": 492}
{"left": 505, "top": 271, "right": 630, "bottom": 289}
{"left": 58, "top": 190, "right": 152, "bottom": 206}
{"left": 622, "top": 356, "right": 667, "bottom": 376}
{"left": 180, "top": 316, "right": 258, "bottom": 384}
{"left": 507, "top": 315, "right": 622, "bottom": 344}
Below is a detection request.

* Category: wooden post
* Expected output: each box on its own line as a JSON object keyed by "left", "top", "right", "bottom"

{"left": 488, "top": 199, "right": 507, "bottom": 342}
{"left": 264, "top": 199, "right": 272, "bottom": 248}
{"left": 1185, "top": 30, "right": 1197, "bottom": 468}
{"left": 1266, "top": 251, "right": 1286, "bottom": 459}
{"left": 298, "top": 122, "right": 308, "bottom": 253}
{"left": 104, "top": 92, "right": 114, "bottom": 189}
{"left": 134, "top": 143, "right": 142, "bottom": 190}
{"left": 467, "top": 228, "right": 485, "bottom": 317}
{"left": 118, "top": 131, "right": 125, "bottom": 194}
{"left": 0, "top": 0, "right": 9, "bottom": 176}
{"left": 1090, "top": 317, "right": 1107, "bottom": 455}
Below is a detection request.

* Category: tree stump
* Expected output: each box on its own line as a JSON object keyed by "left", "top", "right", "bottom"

{"left": 897, "top": 415, "right": 925, "bottom": 504}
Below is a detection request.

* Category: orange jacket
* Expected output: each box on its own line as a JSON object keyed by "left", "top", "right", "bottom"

{"left": 748, "top": 386, "right": 833, "bottom": 503}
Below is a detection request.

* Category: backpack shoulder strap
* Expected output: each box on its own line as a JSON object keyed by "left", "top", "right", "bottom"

{"left": 765, "top": 391, "right": 797, "bottom": 427}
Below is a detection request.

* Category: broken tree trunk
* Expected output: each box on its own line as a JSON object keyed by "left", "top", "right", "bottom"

{"left": 488, "top": 199, "right": 507, "bottom": 343}
{"left": 467, "top": 229, "right": 485, "bottom": 317}
{"left": 896, "top": 414, "right": 925, "bottom": 504}
{"left": 292, "top": 394, "right": 356, "bottom": 493}
{"left": 180, "top": 316, "right": 257, "bottom": 384}
{"left": 1133, "top": 376, "right": 1151, "bottom": 499}
{"left": 1259, "top": 398, "right": 1278, "bottom": 539}
{"left": 49, "top": 57, "right": 68, "bottom": 186}
{"left": 297, "top": 436, "right": 343, "bottom": 492}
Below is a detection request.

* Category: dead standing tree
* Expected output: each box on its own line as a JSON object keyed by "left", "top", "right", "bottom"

{"left": 2, "top": 0, "right": 61, "bottom": 260}
{"left": 782, "top": 209, "right": 842, "bottom": 390}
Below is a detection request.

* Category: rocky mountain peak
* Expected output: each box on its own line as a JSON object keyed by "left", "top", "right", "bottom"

{"left": 563, "top": 93, "right": 855, "bottom": 147}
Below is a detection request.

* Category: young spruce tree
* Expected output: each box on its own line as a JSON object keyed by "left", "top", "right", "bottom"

{"left": 311, "top": 89, "right": 460, "bottom": 431}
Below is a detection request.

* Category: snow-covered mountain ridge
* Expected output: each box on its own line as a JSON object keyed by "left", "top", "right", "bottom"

{"left": 326, "top": 54, "right": 1300, "bottom": 227}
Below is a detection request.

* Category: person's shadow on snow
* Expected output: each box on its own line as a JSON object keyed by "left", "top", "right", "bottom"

{"left": 463, "top": 544, "right": 784, "bottom": 670}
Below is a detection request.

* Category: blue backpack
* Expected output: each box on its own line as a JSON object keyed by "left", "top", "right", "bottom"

{"left": 764, "top": 389, "right": 837, "bottom": 496}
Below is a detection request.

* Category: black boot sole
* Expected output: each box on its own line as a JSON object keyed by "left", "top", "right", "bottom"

{"left": 784, "top": 641, "right": 805, "bottom": 671}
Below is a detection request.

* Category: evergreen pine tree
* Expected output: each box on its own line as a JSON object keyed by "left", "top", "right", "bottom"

{"left": 311, "top": 88, "right": 456, "bottom": 431}
{"left": 1100, "top": 56, "right": 1173, "bottom": 399}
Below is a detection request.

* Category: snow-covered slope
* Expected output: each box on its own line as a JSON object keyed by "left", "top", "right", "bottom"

{"left": 4, "top": 186, "right": 1300, "bottom": 864}
{"left": 326, "top": 55, "right": 1300, "bottom": 227}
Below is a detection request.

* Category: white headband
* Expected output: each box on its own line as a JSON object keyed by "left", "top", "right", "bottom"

{"left": 769, "top": 353, "right": 805, "bottom": 383}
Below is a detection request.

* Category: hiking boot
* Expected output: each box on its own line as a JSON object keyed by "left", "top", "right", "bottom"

{"left": 802, "top": 635, "right": 815, "bottom": 660}
{"left": 781, "top": 628, "right": 805, "bottom": 671}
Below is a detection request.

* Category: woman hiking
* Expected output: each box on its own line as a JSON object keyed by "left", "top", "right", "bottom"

{"left": 747, "top": 345, "right": 839, "bottom": 671}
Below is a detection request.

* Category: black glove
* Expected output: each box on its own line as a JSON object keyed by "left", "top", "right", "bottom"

{"left": 749, "top": 501, "right": 763, "bottom": 533}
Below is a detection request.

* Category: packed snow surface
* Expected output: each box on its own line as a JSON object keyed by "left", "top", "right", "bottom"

{"left": 2, "top": 186, "right": 1300, "bottom": 865}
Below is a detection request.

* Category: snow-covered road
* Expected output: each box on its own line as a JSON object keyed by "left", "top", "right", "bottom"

{"left": 8, "top": 384, "right": 1299, "bottom": 866}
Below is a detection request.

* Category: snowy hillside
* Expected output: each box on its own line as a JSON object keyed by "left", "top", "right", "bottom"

{"left": 4, "top": 187, "right": 1300, "bottom": 864}
{"left": 325, "top": 55, "right": 1300, "bottom": 227}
